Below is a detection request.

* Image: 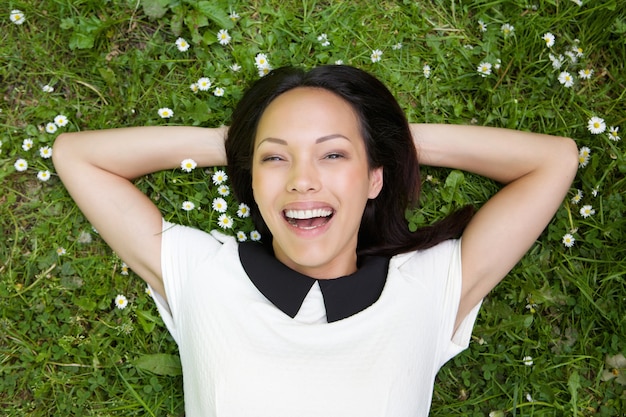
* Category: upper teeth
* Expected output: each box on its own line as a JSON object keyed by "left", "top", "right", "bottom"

{"left": 285, "top": 208, "right": 333, "bottom": 219}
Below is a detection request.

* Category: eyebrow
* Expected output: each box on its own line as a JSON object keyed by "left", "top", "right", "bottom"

{"left": 256, "top": 134, "right": 350, "bottom": 149}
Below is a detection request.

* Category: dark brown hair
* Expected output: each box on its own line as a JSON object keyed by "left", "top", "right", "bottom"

{"left": 225, "top": 65, "right": 473, "bottom": 256}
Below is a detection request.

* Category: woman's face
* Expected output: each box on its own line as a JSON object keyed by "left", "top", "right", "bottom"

{"left": 252, "top": 87, "right": 383, "bottom": 279}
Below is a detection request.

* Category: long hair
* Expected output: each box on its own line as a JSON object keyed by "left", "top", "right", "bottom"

{"left": 225, "top": 65, "right": 473, "bottom": 257}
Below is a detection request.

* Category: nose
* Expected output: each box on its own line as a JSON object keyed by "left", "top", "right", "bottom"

{"left": 287, "top": 160, "right": 320, "bottom": 193}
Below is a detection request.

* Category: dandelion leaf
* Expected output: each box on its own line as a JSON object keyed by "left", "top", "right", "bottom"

{"left": 75, "top": 297, "right": 97, "bottom": 311}
{"left": 444, "top": 170, "right": 465, "bottom": 188}
{"left": 568, "top": 371, "right": 580, "bottom": 410}
{"left": 189, "top": 98, "right": 211, "bottom": 123}
{"left": 196, "top": 1, "right": 235, "bottom": 29}
{"left": 170, "top": 7, "right": 184, "bottom": 36}
{"left": 69, "top": 32, "right": 95, "bottom": 50}
{"left": 141, "top": 0, "right": 170, "bottom": 19}
{"left": 134, "top": 353, "right": 182, "bottom": 376}
{"left": 136, "top": 309, "right": 159, "bottom": 333}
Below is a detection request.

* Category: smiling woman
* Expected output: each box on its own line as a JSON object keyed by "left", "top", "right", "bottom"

{"left": 52, "top": 65, "right": 578, "bottom": 416}
{"left": 251, "top": 87, "right": 383, "bottom": 278}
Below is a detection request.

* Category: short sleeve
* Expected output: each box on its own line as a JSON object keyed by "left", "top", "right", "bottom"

{"left": 394, "top": 239, "right": 482, "bottom": 367}
{"left": 439, "top": 238, "right": 482, "bottom": 363}
{"left": 148, "top": 219, "right": 223, "bottom": 344}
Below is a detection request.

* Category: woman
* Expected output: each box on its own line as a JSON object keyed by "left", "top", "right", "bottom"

{"left": 53, "top": 65, "right": 578, "bottom": 416}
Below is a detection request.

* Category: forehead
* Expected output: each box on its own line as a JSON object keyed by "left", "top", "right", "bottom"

{"left": 255, "top": 87, "right": 361, "bottom": 141}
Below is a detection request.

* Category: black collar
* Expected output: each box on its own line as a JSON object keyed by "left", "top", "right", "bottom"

{"left": 239, "top": 242, "right": 390, "bottom": 323}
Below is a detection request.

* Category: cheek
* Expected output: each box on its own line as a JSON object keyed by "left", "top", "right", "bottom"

{"left": 251, "top": 169, "right": 275, "bottom": 211}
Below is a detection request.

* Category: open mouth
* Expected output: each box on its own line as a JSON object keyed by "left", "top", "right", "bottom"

{"left": 283, "top": 208, "right": 334, "bottom": 230}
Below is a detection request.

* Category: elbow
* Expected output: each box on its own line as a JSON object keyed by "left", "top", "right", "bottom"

{"left": 51, "top": 132, "right": 73, "bottom": 168}
{"left": 550, "top": 136, "right": 579, "bottom": 186}
{"left": 51, "top": 132, "right": 79, "bottom": 175}
{"left": 560, "top": 136, "right": 580, "bottom": 175}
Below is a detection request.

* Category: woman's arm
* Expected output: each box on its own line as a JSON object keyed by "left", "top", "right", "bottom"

{"left": 52, "top": 126, "right": 227, "bottom": 299}
{"left": 410, "top": 124, "right": 579, "bottom": 330}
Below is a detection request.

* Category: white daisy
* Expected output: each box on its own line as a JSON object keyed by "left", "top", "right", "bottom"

{"left": 258, "top": 66, "right": 272, "bottom": 77}
{"left": 212, "top": 197, "right": 228, "bottom": 213}
{"left": 423, "top": 64, "right": 431, "bottom": 78}
{"left": 477, "top": 62, "right": 492, "bottom": 77}
{"left": 571, "top": 189, "right": 583, "bottom": 204}
{"left": 501, "top": 23, "right": 514, "bottom": 37}
{"left": 587, "top": 116, "right": 606, "bottom": 134}
{"left": 217, "top": 184, "right": 230, "bottom": 196}
{"left": 255, "top": 53, "right": 270, "bottom": 69}
{"left": 579, "top": 146, "right": 590, "bottom": 158}
{"left": 39, "top": 146, "right": 53, "bottom": 159}
{"left": 46, "top": 122, "right": 58, "bottom": 134}
{"left": 370, "top": 49, "right": 383, "bottom": 63}
{"left": 562, "top": 233, "right": 575, "bottom": 248}
{"left": 237, "top": 203, "right": 250, "bottom": 218}
{"left": 578, "top": 147, "right": 590, "bottom": 168}
{"left": 54, "top": 114, "right": 69, "bottom": 127}
{"left": 608, "top": 126, "right": 620, "bottom": 141}
{"left": 217, "top": 213, "right": 234, "bottom": 229}
{"left": 42, "top": 85, "right": 54, "bottom": 93}
{"left": 120, "top": 262, "right": 129, "bottom": 276}
{"left": 180, "top": 158, "right": 197, "bottom": 172}
{"left": 523, "top": 356, "right": 533, "bottom": 366}
{"left": 478, "top": 20, "right": 487, "bottom": 32}
{"left": 230, "top": 63, "right": 242, "bottom": 72}
{"left": 217, "top": 29, "right": 231, "bottom": 46}
{"left": 114, "top": 294, "right": 128, "bottom": 310}
{"left": 10, "top": 10, "right": 25, "bottom": 25}
{"left": 37, "top": 170, "right": 51, "bottom": 182}
{"left": 190, "top": 83, "right": 199, "bottom": 93}
{"left": 557, "top": 71, "right": 574, "bottom": 88}
{"left": 236, "top": 231, "right": 247, "bottom": 242}
{"left": 229, "top": 11, "right": 240, "bottom": 21}
{"left": 542, "top": 33, "right": 555, "bottom": 48}
{"left": 15, "top": 158, "right": 28, "bottom": 172}
{"left": 579, "top": 205, "right": 595, "bottom": 218}
{"left": 572, "top": 45, "right": 584, "bottom": 58}
{"left": 250, "top": 230, "right": 261, "bottom": 241}
{"left": 213, "top": 87, "right": 225, "bottom": 97}
{"left": 22, "top": 138, "right": 33, "bottom": 151}
{"left": 158, "top": 107, "right": 174, "bottom": 118}
{"left": 175, "top": 37, "right": 190, "bottom": 52}
{"left": 197, "top": 77, "right": 212, "bottom": 91}
{"left": 578, "top": 68, "right": 593, "bottom": 80}
{"left": 212, "top": 169, "right": 228, "bottom": 185}
{"left": 181, "top": 201, "right": 195, "bottom": 211}
{"left": 56, "top": 247, "right": 67, "bottom": 256}
{"left": 392, "top": 42, "right": 402, "bottom": 50}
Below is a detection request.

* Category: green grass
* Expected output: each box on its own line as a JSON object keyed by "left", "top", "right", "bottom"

{"left": 2, "top": 0, "right": 625, "bottom": 415}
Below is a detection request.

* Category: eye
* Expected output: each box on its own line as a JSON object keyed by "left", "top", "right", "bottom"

{"left": 261, "top": 155, "right": 284, "bottom": 162}
{"left": 324, "top": 152, "right": 345, "bottom": 160}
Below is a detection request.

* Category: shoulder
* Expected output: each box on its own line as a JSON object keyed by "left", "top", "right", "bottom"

{"left": 161, "top": 220, "right": 237, "bottom": 259}
{"left": 391, "top": 239, "right": 461, "bottom": 272}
